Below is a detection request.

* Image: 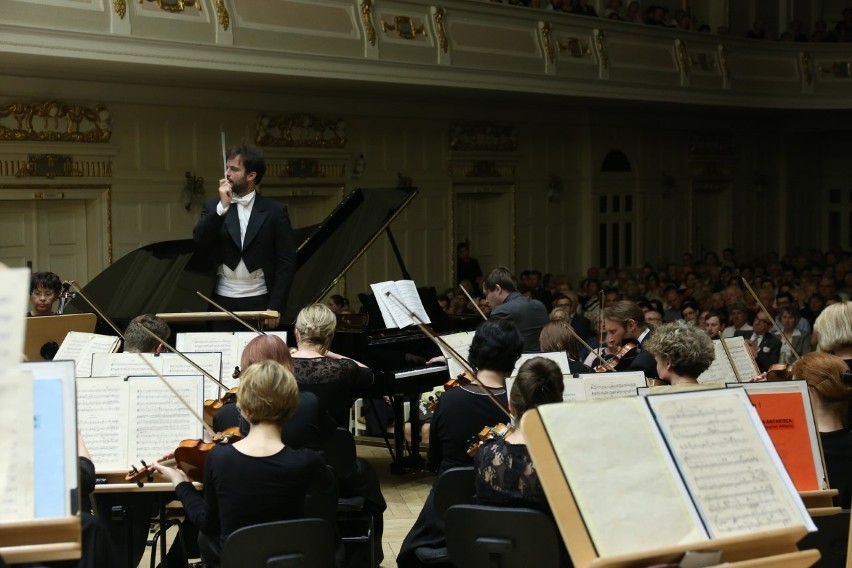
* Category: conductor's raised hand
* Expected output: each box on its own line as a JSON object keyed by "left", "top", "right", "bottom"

{"left": 219, "top": 176, "right": 233, "bottom": 208}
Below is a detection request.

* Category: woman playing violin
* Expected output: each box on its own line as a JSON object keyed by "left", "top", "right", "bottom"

{"left": 474, "top": 357, "right": 564, "bottom": 511}
{"left": 644, "top": 320, "right": 715, "bottom": 386}
{"left": 397, "top": 319, "right": 522, "bottom": 568}
{"left": 152, "top": 360, "right": 327, "bottom": 568}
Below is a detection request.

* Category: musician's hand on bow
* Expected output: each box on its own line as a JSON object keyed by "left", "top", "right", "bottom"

{"left": 150, "top": 461, "right": 189, "bottom": 486}
{"left": 219, "top": 177, "right": 232, "bottom": 208}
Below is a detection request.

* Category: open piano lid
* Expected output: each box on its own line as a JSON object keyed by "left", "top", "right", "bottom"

{"left": 68, "top": 187, "right": 418, "bottom": 326}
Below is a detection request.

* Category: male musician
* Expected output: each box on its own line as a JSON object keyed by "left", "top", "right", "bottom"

{"left": 28, "top": 271, "right": 61, "bottom": 317}
{"left": 483, "top": 266, "right": 548, "bottom": 351}
{"left": 601, "top": 300, "right": 658, "bottom": 378}
{"left": 123, "top": 313, "right": 170, "bottom": 353}
{"left": 193, "top": 145, "right": 296, "bottom": 329}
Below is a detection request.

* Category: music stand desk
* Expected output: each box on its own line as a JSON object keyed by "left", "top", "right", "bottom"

{"left": 24, "top": 313, "right": 97, "bottom": 361}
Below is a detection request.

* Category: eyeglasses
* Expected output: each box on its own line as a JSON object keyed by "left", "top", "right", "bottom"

{"left": 31, "top": 291, "right": 56, "bottom": 299}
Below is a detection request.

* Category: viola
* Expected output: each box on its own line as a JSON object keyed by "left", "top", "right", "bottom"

{"left": 202, "top": 388, "right": 238, "bottom": 427}
{"left": 766, "top": 363, "right": 793, "bottom": 382}
{"left": 125, "top": 427, "right": 242, "bottom": 485}
{"left": 595, "top": 341, "right": 639, "bottom": 373}
{"left": 466, "top": 423, "right": 510, "bottom": 457}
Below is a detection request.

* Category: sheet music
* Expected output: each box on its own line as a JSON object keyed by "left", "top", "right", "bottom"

{"left": 561, "top": 376, "right": 587, "bottom": 402}
{"left": 76, "top": 377, "right": 130, "bottom": 470}
{"left": 370, "top": 280, "right": 431, "bottom": 328}
{"left": 647, "top": 389, "right": 814, "bottom": 537}
{"left": 0, "top": 371, "right": 34, "bottom": 521}
{"left": 438, "top": 331, "right": 475, "bottom": 379}
{"left": 55, "top": 332, "right": 120, "bottom": 377}
{"left": 91, "top": 352, "right": 161, "bottom": 377}
{"left": 0, "top": 267, "right": 28, "bottom": 375}
{"left": 538, "top": 399, "right": 707, "bottom": 556}
{"left": 511, "top": 352, "right": 570, "bottom": 377}
{"left": 129, "top": 376, "right": 204, "bottom": 464}
{"left": 579, "top": 372, "right": 647, "bottom": 400}
{"left": 161, "top": 352, "right": 225, "bottom": 400}
{"left": 697, "top": 337, "right": 758, "bottom": 384}
{"left": 176, "top": 332, "right": 234, "bottom": 379}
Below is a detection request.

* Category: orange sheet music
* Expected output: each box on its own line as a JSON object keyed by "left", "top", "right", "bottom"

{"left": 749, "top": 392, "right": 819, "bottom": 491}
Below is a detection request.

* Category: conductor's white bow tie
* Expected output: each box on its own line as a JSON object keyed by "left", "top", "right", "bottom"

{"left": 230, "top": 193, "right": 254, "bottom": 207}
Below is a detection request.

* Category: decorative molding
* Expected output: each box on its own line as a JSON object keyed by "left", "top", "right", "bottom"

{"left": 718, "top": 44, "right": 730, "bottom": 82}
{"left": 800, "top": 52, "right": 812, "bottom": 86}
{"left": 215, "top": 0, "right": 230, "bottom": 31}
{"left": 0, "top": 101, "right": 111, "bottom": 143}
{"left": 540, "top": 23, "right": 554, "bottom": 65}
{"left": 139, "top": 0, "right": 201, "bottom": 13}
{"left": 594, "top": 29, "right": 609, "bottom": 71}
{"left": 255, "top": 113, "right": 346, "bottom": 148}
{"left": 689, "top": 52, "right": 717, "bottom": 72}
{"left": 448, "top": 160, "right": 516, "bottom": 179}
{"left": 360, "top": 0, "right": 376, "bottom": 47}
{"left": 0, "top": 155, "right": 112, "bottom": 178}
{"left": 448, "top": 122, "right": 517, "bottom": 152}
{"left": 380, "top": 15, "right": 428, "bottom": 40}
{"left": 676, "top": 39, "right": 690, "bottom": 78}
{"left": 113, "top": 0, "right": 127, "bottom": 18}
{"left": 433, "top": 7, "right": 447, "bottom": 53}
{"left": 266, "top": 158, "right": 347, "bottom": 180}
{"left": 819, "top": 61, "right": 852, "bottom": 78}
{"left": 557, "top": 37, "right": 592, "bottom": 58}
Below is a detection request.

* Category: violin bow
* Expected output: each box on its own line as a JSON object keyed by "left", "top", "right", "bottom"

{"left": 383, "top": 290, "right": 512, "bottom": 421}
{"left": 135, "top": 325, "right": 231, "bottom": 392}
{"left": 740, "top": 277, "right": 801, "bottom": 361}
{"left": 458, "top": 284, "right": 487, "bottom": 320}
{"left": 195, "top": 291, "right": 268, "bottom": 335}
{"left": 67, "top": 280, "right": 126, "bottom": 340}
{"left": 559, "top": 320, "right": 616, "bottom": 372}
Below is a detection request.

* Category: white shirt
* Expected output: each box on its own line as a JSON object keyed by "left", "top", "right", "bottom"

{"left": 215, "top": 191, "right": 267, "bottom": 298}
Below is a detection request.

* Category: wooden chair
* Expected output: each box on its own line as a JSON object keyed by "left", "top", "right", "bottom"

{"left": 445, "top": 504, "right": 564, "bottom": 568}
{"left": 220, "top": 518, "right": 337, "bottom": 568}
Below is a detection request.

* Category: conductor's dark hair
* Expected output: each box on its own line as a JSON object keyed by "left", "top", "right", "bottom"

{"left": 31, "top": 271, "right": 61, "bottom": 294}
{"left": 468, "top": 319, "right": 523, "bottom": 375}
{"left": 227, "top": 144, "right": 266, "bottom": 185}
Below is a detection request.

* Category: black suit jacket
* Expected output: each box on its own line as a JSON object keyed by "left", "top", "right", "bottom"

{"left": 752, "top": 332, "right": 783, "bottom": 372}
{"left": 193, "top": 195, "right": 297, "bottom": 315}
{"left": 627, "top": 328, "right": 658, "bottom": 379}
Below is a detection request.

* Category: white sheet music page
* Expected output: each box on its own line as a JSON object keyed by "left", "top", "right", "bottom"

{"left": 0, "top": 371, "right": 35, "bottom": 521}
{"left": 0, "top": 267, "right": 28, "bottom": 375}
{"left": 438, "top": 330, "right": 475, "bottom": 379}
{"left": 370, "top": 281, "right": 407, "bottom": 328}
{"left": 697, "top": 337, "right": 758, "bottom": 384}
{"left": 537, "top": 398, "right": 707, "bottom": 556}
{"left": 578, "top": 371, "right": 647, "bottom": 400}
{"left": 511, "top": 352, "right": 570, "bottom": 377}
{"left": 76, "top": 377, "right": 130, "bottom": 470}
{"left": 647, "top": 388, "right": 814, "bottom": 538}
{"left": 176, "top": 331, "right": 234, "bottom": 378}
{"left": 55, "top": 332, "right": 120, "bottom": 377}
{"left": 395, "top": 280, "right": 431, "bottom": 325}
{"left": 161, "top": 352, "right": 225, "bottom": 399}
{"left": 91, "top": 352, "right": 162, "bottom": 377}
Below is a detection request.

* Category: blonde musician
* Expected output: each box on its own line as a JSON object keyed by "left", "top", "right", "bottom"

{"left": 644, "top": 320, "right": 715, "bottom": 386}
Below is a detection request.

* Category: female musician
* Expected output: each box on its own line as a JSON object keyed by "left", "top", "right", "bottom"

{"left": 212, "top": 334, "right": 335, "bottom": 451}
{"left": 775, "top": 306, "right": 811, "bottom": 364}
{"left": 28, "top": 271, "right": 61, "bottom": 316}
{"left": 474, "top": 357, "right": 563, "bottom": 511}
{"left": 539, "top": 320, "right": 592, "bottom": 374}
{"left": 644, "top": 320, "right": 715, "bottom": 386}
{"left": 152, "top": 360, "right": 327, "bottom": 568}
{"left": 813, "top": 301, "right": 852, "bottom": 371}
{"left": 397, "top": 319, "right": 522, "bottom": 568}
{"left": 792, "top": 352, "right": 852, "bottom": 507}
{"left": 291, "top": 303, "right": 373, "bottom": 428}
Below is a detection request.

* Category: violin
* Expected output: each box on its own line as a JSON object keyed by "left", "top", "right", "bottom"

{"left": 202, "top": 387, "right": 238, "bottom": 427}
{"left": 466, "top": 423, "right": 510, "bottom": 457}
{"left": 125, "top": 427, "right": 242, "bottom": 485}
{"left": 766, "top": 363, "right": 793, "bottom": 382}
{"left": 594, "top": 341, "right": 639, "bottom": 373}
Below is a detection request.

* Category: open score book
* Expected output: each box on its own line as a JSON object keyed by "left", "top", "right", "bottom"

{"left": 524, "top": 388, "right": 814, "bottom": 559}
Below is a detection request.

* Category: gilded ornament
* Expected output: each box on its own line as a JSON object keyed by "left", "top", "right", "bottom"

{"left": 380, "top": 16, "right": 428, "bottom": 40}
{"left": 540, "top": 23, "right": 553, "bottom": 65}
{"left": 0, "top": 101, "right": 111, "bottom": 143}
{"left": 216, "top": 0, "right": 230, "bottom": 31}
{"left": 676, "top": 40, "right": 690, "bottom": 77}
{"left": 594, "top": 29, "right": 609, "bottom": 70}
{"left": 139, "top": 0, "right": 201, "bottom": 13}
{"left": 718, "top": 45, "right": 729, "bottom": 81}
{"left": 449, "top": 123, "right": 517, "bottom": 152}
{"left": 433, "top": 7, "right": 447, "bottom": 53}
{"left": 113, "top": 0, "right": 127, "bottom": 18}
{"left": 361, "top": 0, "right": 376, "bottom": 47}
{"left": 557, "top": 37, "right": 591, "bottom": 58}
{"left": 689, "top": 53, "right": 717, "bottom": 72}
{"left": 255, "top": 113, "right": 347, "bottom": 149}
{"left": 819, "top": 62, "right": 852, "bottom": 78}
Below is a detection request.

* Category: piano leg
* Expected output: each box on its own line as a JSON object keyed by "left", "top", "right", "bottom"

{"left": 389, "top": 393, "right": 426, "bottom": 475}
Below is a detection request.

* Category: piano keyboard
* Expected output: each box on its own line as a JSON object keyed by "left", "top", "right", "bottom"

{"left": 394, "top": 364, "right": 449, "bottom": 379}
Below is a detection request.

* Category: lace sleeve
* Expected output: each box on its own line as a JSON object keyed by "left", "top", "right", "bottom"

{"left": 474, "top": 439, "right": 546, "bottom": 509}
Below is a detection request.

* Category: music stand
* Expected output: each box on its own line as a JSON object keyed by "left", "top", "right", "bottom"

{"left": 24, "top": 313, "right": 97, "bottom": 361}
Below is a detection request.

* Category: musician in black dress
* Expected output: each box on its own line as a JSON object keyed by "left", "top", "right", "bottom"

{"left": 397, "top": 319, "right": 522, "bottom": 568}
{"left": 474, "top": 357, "right": 563, "bottom": 511}
{"left": 153, "top": 360, "right": 327, "bottom": 568}
{"left": 793, "top": 352, "right": 852, "bottom": 507}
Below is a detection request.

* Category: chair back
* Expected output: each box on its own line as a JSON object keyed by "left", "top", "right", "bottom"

{"left": 323, "top": 427, "right": 358, "bottom": 480}
{"left": 799, "top": 510, "right": 851, "bottom": 568}
{"left": 434, "top": 466, "right": 475, "bottom": 518}
{"left": 445, "top": 504, "right": 562, "bottom": 568}
{"left": 221, "top": 518, "right": 337, "bottom": 568}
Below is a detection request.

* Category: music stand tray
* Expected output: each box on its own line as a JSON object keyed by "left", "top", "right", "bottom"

{"left": 24, "top": 313, "right": 97, "bottom": 361}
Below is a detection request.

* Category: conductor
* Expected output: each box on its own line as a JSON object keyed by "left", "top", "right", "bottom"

{"left": 193, "top": 144, "right": 296, "bottom": 329}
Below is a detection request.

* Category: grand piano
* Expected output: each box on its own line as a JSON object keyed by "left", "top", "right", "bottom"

{"left": 68, "top": 187, "right": 479, "bottom": 473}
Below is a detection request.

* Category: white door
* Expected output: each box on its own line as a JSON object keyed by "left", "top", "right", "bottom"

{"left": 0, "top": 199, "right": 88, "bottom": 283}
